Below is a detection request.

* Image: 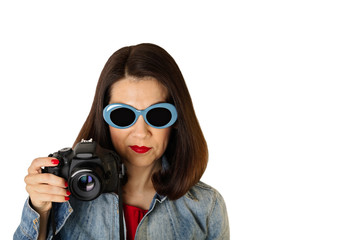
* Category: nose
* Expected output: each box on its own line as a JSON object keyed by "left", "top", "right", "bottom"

{"left": 131, "top": 115, "right": 150, "bottom": 138}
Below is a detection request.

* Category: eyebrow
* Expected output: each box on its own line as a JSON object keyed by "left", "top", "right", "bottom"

{"left": 108, "top": 101, "right": 168, "bottom": 110}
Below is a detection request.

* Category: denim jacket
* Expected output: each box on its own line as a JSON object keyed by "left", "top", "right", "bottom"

{"left": 14, "top": 181, "right": 229, "bottom": 239}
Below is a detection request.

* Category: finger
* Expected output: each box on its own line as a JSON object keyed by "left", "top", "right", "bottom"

{"left": 26, "top": 184, "right": 70, "bottom": 197}
{"left": 25, "top": 173, "right": 67, "bottom": 188}
{"left": 28, "top": 157, "right": 59, "bottom": 174}
{"left": 30, "top": 192, "right": 70, "bottom": 204}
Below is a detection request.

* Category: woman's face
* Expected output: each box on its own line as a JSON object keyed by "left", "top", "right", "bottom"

{"left": 108, "top": 76, "right": 172, "bottom": 169}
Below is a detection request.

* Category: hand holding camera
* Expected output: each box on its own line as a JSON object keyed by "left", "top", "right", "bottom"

{"left": 24, "top": 157, "right": 69, "bottom": 214}
{"left": 24, "top": 139, "right": 124, "bottom": 215}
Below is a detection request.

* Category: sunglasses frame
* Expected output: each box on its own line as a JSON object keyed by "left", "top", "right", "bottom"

{"left": 103, "top": 103, "right": 178, "bottom": 129}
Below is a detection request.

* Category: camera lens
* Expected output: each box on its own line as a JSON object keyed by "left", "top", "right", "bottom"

{"left": 78, "top": 174, "right": 95, "bottom": 192}
{"left": 70, "top": 169, "right": 103, "bottom": 201}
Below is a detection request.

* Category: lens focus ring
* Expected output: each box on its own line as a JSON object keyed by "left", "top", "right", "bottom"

{"left": 69, "top": 169, "right": 103, "bottom": 201}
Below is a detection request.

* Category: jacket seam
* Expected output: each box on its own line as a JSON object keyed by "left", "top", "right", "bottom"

{"left": 194, "top": 182, "right": 213, "bottom": 191}
{"left": 185, "top": 191, "right": 198, "bottom": 201}
{"left": 19, "top": 225, "right": 35, "bottom": 240}
{"left": 27, "top": 197, "right": 41, "bottom": 218}
{"left": 164, "top": 200, "right": 179, "bottom": 239}
{"left": 219, "top": 228, "right": 228, "bottom": 239}
{"left": 24, "top": 198, "right": 40, "bottom": 240}
{"left": 207, "top": 191, "right": 229, "bottom": 239}
{"left": 52, "top": 201, "right": 73, "bottom": 237}
{"left": 206, "top": 190, "right": 219, "bottom": 231}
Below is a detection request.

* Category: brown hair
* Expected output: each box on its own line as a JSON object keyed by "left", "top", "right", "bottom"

{"left": 74, "top": 43, "right": 208, "bottom": 200}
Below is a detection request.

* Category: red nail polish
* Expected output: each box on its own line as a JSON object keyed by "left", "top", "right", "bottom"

{"left": 65, "top": 196, "right": 70, "bottom": 201}
{"left": 66, "top": 190, "right": 71, "bottom": 196}
{"left": 51, "top": 159, "right": 59, "bottom": 165}
{"left": 65, "top": 181, "right": 68, "bottom": 187}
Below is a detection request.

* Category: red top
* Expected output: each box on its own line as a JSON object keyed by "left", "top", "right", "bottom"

{"left": 123, "top": 204, "right": 148, "bottom": 240}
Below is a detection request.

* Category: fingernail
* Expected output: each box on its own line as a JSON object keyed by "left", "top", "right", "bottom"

{"left": 65, "top": 181, "right": 68, "bottom": 187}
{"left": 51, "top": 159, "right": 59, "bottom": 165}
{"left": 66, "top": 190, "right": 71, "bottom": 196}
{"left": 65, "top": 196, "right": 70, "bottom": 201}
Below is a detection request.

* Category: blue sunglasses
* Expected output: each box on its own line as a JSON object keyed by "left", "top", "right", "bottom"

{"left": 103, "top": 103, "right": 178, "bottom": 129}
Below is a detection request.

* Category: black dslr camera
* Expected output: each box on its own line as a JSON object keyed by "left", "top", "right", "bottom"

{"left": 43, "top": 139, "right": 125, "bottom": 201}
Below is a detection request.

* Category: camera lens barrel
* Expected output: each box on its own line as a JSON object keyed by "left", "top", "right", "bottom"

{"left": 69, "top": 165, "right": 105, "bottom": 201}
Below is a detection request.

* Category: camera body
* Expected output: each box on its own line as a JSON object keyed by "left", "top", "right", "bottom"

{"left": 43, "top": 139, "right": 124, "bottom": 201}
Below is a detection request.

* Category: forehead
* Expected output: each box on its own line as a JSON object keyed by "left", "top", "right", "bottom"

{"left": 109, "top": 76, "right": 169, "bottom": 109}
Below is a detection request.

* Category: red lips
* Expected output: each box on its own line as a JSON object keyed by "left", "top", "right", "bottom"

{"left": 129, "top": 145, "right": 151, "bottom": 154}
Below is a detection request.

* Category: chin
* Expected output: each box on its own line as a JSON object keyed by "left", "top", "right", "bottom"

{"left": 125, "top": 155, "right": 159, "bottom": 168}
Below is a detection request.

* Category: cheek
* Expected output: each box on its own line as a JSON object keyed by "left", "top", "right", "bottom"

{"left": 109, "top": 127, "right": 127, "bottom": 150}
{"left": 157, "top": 129, "right": 172, "bottom": 149}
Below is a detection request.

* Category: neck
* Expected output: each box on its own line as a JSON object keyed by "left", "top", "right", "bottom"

{"left": 123, "top": 160, "right": 161, "bottom": 194}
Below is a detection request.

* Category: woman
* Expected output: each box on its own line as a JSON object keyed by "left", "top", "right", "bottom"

{"left": 14, "top": 43, "right": 229, "bottom": 239}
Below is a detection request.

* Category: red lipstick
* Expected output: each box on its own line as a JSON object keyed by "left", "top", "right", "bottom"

{"left": 129, "top": 145, "right": 151, "bottom": 154}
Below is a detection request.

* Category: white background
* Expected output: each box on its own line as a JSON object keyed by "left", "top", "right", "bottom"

{"left": 1, "top": 1, "right": 359, "bottom": 239}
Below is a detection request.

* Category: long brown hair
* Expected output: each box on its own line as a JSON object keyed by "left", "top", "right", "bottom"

{"left": 74, "top": 43, "right": 208, "bottom": 200}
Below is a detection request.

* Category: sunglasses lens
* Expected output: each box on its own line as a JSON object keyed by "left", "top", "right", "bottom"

{"left": 110, "top": 108, "right": 136, "bottom": 127}
{"left": 146, "top": 107, "right": 172, "bottom": 127}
